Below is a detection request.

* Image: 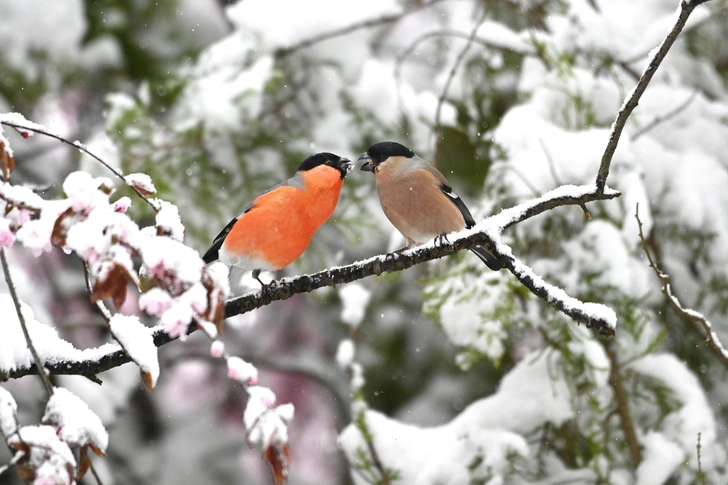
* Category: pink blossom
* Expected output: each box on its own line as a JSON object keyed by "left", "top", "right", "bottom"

{"left": 210, "top": 341, "right": 225, "bottom": 358}
{"left": 160, "top": 301, "right": 193, "bottom": 340}
{"left": 139, "top": 288, "right": 173, "bottom": 316}
{"left": 181, "top": 283, "right": 208, "bottom": 314}
{"left": 112, "top": 196, "right": 131, "bottom": 213}
{"left": 16, "top": 209, "right": 31, "bottom": 225}
{"left": 227, "top": 356, "right": 258, "bottom": 385}
{"left": 0, "top": 218, "right": 15, "bottom": 248}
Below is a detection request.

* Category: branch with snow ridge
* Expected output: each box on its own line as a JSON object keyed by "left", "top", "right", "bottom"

{"left": 224, "top": 183, "right": 621, "bottom": 337}
{"left": 3, "top": 183, "right": 621, "bottom": 383}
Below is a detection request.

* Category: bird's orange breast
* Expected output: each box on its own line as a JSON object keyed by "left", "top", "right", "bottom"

{"left": 223, "top": 165, "right": 344, "bottom": 270}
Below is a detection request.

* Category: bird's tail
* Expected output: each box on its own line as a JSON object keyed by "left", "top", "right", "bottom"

{"left": 469, "top": 246, "right": 502, "bottom": 271}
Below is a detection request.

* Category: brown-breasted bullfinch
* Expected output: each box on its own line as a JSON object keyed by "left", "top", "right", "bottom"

{"left": 203, "top": 152, "right": 354, "bottom": 284}
{"left": 359, "top": 141, "right": 501, "bottom": 271}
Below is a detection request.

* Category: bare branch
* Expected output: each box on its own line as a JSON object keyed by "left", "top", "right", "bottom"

{"left": 596, "top": 0, "right": 709, "bottom": 192}
{"left": 631, "top": 89, "right": 698, "bottom": 140}
{"left": 1, "top": 248, "right": 54, "bottom": 396}
{"left": 635, "top": 204, "right": 728, "bottom": 368}
{"left": 432, "top": 9, "right": 488, "bottom": 166}
{"left": 605, "top": 340, "right": 642, "bottom": 467}
{"left": 275, "top": 0, "right": 446, "bottom": 58}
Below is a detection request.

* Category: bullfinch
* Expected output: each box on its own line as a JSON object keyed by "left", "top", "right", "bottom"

{"left": 359, "top": 141, "right": 501, "bottom": 271}
{"left": 203, "top": 152, "right": 354, "bottom": 284}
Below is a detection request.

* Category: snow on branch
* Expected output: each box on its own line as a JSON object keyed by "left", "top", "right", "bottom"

{"left": 224, "top": 183, "right": 621, "bottom": 337}
{"left": 3, "top": 183, "right": 621, "bottom": 385}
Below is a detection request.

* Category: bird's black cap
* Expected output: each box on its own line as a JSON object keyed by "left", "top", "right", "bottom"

{"left": 361, "top": 142, "right": 414, "bottom": 165}
{"left": 298, "top": 152, "right": 353, "bottom": 178}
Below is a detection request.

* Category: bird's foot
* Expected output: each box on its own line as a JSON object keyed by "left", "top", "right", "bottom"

{"left": 434, "top": 234, "right": 450, "bottom": 247}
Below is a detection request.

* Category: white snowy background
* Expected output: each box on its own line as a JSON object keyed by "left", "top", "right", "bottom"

{"left": 1, "top": 0, "right": 728, "bottom": 484}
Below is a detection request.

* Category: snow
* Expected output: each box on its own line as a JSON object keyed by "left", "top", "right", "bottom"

{"left": 139, "top": 288, "right": 174, "bottom": 316}
{"left": 0, "top": 112, "right": 47, "bottom": 137}
{"left": 125, "top": 172, "right": 157, "bottom": 195}
{"left": 340, "top": 352, "right": 571, "bottom": 484}
{"left": 139, "top": 234, "right": 204, "bottom": 286}
{"left": 226, "top": 0, "right": 400, "bottom": 51}
{"left": 227, "top": 356, "right": 258, "bottom": 385}
{"left": 244, "top": 386, "right": 294, "bottom": 449}
{"left": 154, "top": 200, "right": 185, "bottom": 242}
{"left": 8, "top": 425, "right": 76, "bottom": 483}
{"left": 338, "top": 283, "right": 371, "bottom": 328}
{"left": 335, "top": 339, "right": 355, "bottom": 368}
{"left": 42, "top": 387, "right": 109, "bottom": 453}
{"left": 0, "top": 294, "right": 120, "bottom": 372}
{"left": 210, "top": 340, "right": 225, "bottom": 358}
{"left": 108, "top": 314, "right": 160, "bottom": 389}
{"left": 0, "top": 386, "right": 17, "bottom": 437}
{"left": 629, "top": 354, "right": 717, "bottom": 467}
{"left": 159, "top": 300, "right": 195, "bottom": 341}
{"left": 0, "top": 0, "right": 85, "bottom": 80}
{"left": 635, "top": 431, "right": 684, "bottom": 485}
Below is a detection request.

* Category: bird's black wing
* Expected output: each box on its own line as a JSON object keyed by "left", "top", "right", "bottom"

{"left": 439, "top": 183, "right": 502, "bottom": 271}
{"left": 439, "top": 183, "right": 476, "bottom": 228}
{"left": 202, "top": 215, "right": 239, "bottom": 264}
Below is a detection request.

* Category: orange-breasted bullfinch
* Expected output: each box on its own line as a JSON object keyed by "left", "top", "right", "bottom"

{"left": 359, "top": 141, "right": 501, "bottom": 271}
{"left": 203, "top": 152, "right": 354, "bottom": 284}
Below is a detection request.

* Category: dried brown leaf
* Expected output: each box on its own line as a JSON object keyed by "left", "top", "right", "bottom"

{"left": 263, "top": 442, "right": 291, "bottom": 484}
{"left": 91, "top": 263, "right": 134, "bottom": 310}
{"left": 0, "top": 140, "right": 15, "bottom": 181}
{"left": 141, "top": 370, "right": 155, "bottom": 391}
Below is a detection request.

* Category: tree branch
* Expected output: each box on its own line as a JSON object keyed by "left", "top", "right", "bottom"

{"left": 0, "top": 118, "right": 155, "bottom": 209}
{"left": 635, "top": 204, "right": 728, "bottom": 368}
{"left": 275, "top": 0, "right": 446, "bottom": 58}
{"left": 3, "top": 183, "right": 620, "bottom": 382}
{"left": 595, "top": 0, "right": 710, "bottom": 192}
{"left": 1, "top": 248, "right": 54, "bottom": 396}
{"left": 605, "top": 340, "right": 642, "bottom": 467}
{"left": 432, "top": 9, "right": 488, "bottom": 167}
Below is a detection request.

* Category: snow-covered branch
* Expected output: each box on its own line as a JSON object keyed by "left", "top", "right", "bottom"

{"left": 4, "top": 183, "right": 620, "bottom": 385}
{"left": 225, "top": 183, "right": 621, "bottom": 336}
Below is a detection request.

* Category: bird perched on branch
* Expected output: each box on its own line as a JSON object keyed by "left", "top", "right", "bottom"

{"left": 203, "top": 152, "right": 354, "bottom": 284}
{"left": 359, "top": 141, "right": 501, "bottom": 271}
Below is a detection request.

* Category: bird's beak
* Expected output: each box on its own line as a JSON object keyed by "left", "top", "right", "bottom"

{"left": 359, "top": 153, "right": 375, "bottom": 172}
{"left": 337, "top": 157, "right": 354, "bottom": 178}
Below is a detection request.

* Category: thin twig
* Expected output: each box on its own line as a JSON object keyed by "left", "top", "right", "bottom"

{"left": 87, "top": 455, "right": 105, "bottom": 485}
{"left": 275, "top": 0, "right": 446, "bottom": 58}
{"left": 1, "top": 248, "right": 54, "bottom": 396}
{"left": 596, "top": 0, "right": 709, "bottom": 192}
{"left": 632, "top": 90, "right": 699, "bottom": 140}
{"left": 635, "top": 204, "right": 728, "bottom": 368}
{"left": 0, "top": 121, "right": 155, "bottom": 209}
{"left": 605, "top": 340, "right": 642, "bottom": 467}
{"left": 697, "top": 432, "right": 705, "bottom": 485}
{"left": 432, "top": 9, "right": 489, "bottom": 166}
{"left": 538, "top": 139, "right": 563, "bottom": 186}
